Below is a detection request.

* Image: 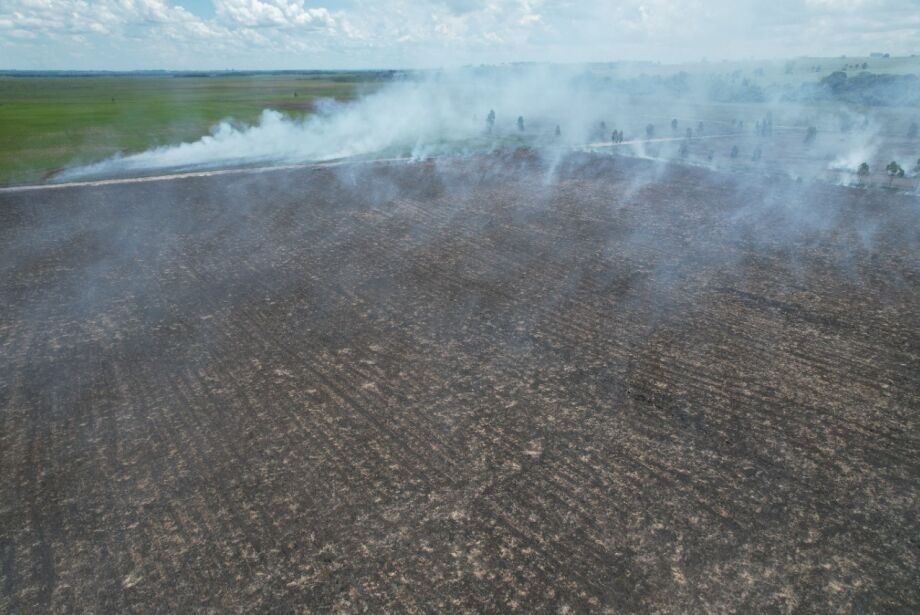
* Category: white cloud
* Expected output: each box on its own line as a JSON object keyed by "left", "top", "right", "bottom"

{"left": 214, "top": 0, "right": 335, "bottom": 28}
{"left": 0, "top": 0, "right": 918, "bottom": 69}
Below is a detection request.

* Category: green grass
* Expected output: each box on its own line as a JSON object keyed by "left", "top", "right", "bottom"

{"left": 0, "top": 73, "right": 383, "bottom": 184}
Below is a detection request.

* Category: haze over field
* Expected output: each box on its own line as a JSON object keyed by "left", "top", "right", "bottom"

{"left": 49, "top": 60, "right": 920, "bottom": 194}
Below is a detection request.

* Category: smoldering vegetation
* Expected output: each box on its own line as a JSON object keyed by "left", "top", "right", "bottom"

{"left": 55, "top": 62, "right": 920, "bottom": 195}
{"left": 2, "top": 148, "right": 920, "bottom": 611}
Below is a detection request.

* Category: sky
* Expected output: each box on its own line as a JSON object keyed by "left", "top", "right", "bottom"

{"left": 1, "top": 0, "right": 919, "bottom": 70}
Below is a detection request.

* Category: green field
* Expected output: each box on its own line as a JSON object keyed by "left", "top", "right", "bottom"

{"left": 0, "top": 73, "right": 383, "bottom": 185}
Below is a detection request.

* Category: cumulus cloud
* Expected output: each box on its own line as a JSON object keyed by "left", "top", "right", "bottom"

{"left": 1, "top": 0, "right": 918, "bottom": 69}
{"left": 214, "top": 0, "right": 335, "bottom": 28}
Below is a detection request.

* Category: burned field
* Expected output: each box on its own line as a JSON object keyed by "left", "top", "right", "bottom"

{"left": 1, "top": 153, "right": 919, "bottom": 612}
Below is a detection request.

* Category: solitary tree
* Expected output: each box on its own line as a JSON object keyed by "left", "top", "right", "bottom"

{"left": 646, "top": 123, "right": 655, "bottom": 139}
{"left": 517, "top": 116, "right": 525, "bottom": 132}
{"left": 886, "top": 161, "right": 905, "bottom": 187}
{"left": 886, "top": 161, "right": 905, "bottom": 177}
{"left": 857, "top": 162, "right": 870, "bottom": 177}
{"left": 671, "top": 118, "right": 678, "bottom": 132}
{"left": 486, "top": 109, "right": 496, "bottom": 133}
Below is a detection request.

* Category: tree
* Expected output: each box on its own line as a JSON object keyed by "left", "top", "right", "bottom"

{"left": 804, "top": 126, "right": 817, "bottom": 145}
{"left": 646, "top": 124, "right": 655, "bottom": 139}
{"left": 679, "top": 141, "right": 689, "bottom": 158}
{"left": 730, "top": 145, "right": 739, "bottom": 159}
{"left": 914, "top": 158, "right": 920, "bottom": 173}
{"left": 908, "top": 122, "right": 919, "bottom": 139}
{"left": 686, "top": 127, "right": 693, "bottom": 139}
{"left": 752, "top": 146, "right": 762, "bottom": 161}
{"left": 697, "top": 121, "right": 704, "bottom": 135}
{"left": 671, "top": 118, "right": 678, "bottom": 132}
{"left": 517, "top": 116, "right": 525, "bottom": 132}
{"left": 886, "top": 161, "right": 905, "bottom": 177}
{"left": 857, "top": 162, "right": 870, "bottom": 177}
{"left": 486, "top": 109, "right": 496, "bottom": 133}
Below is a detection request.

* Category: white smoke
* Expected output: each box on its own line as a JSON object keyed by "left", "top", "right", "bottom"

{"left": 61, "top": 67, "right": 623, "bottom": 180}
{"left": 58, "top": 65, "right": 917, "bottom": 190}
{"left": 828, "top": 125, "right": 881, "bottom": 174}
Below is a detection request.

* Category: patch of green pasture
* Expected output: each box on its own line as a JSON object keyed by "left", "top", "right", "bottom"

{"left": 0, "top": 74, "right": 379, "bottom": 184}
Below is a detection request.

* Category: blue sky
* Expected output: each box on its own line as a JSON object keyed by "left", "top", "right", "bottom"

{"left": 173, "top": 0, "right": 216, "bottom": 18}
{"left": 2, "top": 1, "right": 918, "bottom": 70}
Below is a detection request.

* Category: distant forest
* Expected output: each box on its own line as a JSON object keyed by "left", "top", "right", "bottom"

{"left": 577, "top": 70, "right": 920, "bottom": 107}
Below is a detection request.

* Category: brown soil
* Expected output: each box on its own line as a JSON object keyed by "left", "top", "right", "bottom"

{"left": 1, "top": 152, "right": 918, "bottom": 612}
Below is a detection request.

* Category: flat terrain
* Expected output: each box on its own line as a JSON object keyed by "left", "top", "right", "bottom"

{"left": 1, "top": 153, "right": 919, "bottom": 611}
{"left": 4, "top": 57, "right": 918, "bottom": 187}
{"left": 0, "top": 73, "right": 382, "bottom": 185}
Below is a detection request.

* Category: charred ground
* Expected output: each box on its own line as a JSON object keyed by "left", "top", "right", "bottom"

{"left": 1, "top": 152, "right": 919, "bottom": 612}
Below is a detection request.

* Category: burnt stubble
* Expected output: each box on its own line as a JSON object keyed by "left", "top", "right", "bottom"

{"left": 1, "top": 152, "right": 919, "bottom": 612}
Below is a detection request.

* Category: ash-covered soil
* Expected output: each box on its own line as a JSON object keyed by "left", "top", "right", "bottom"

{"left": 1, "top": 152, "right": 919, "bottom": 612}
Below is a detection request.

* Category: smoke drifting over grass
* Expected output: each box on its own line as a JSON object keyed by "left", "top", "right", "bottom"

{"left": 61, "top": 67, "right": 616, "bottom": 179}
{"left": 58, "top": 63, "right": 920, "bottom": 196}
